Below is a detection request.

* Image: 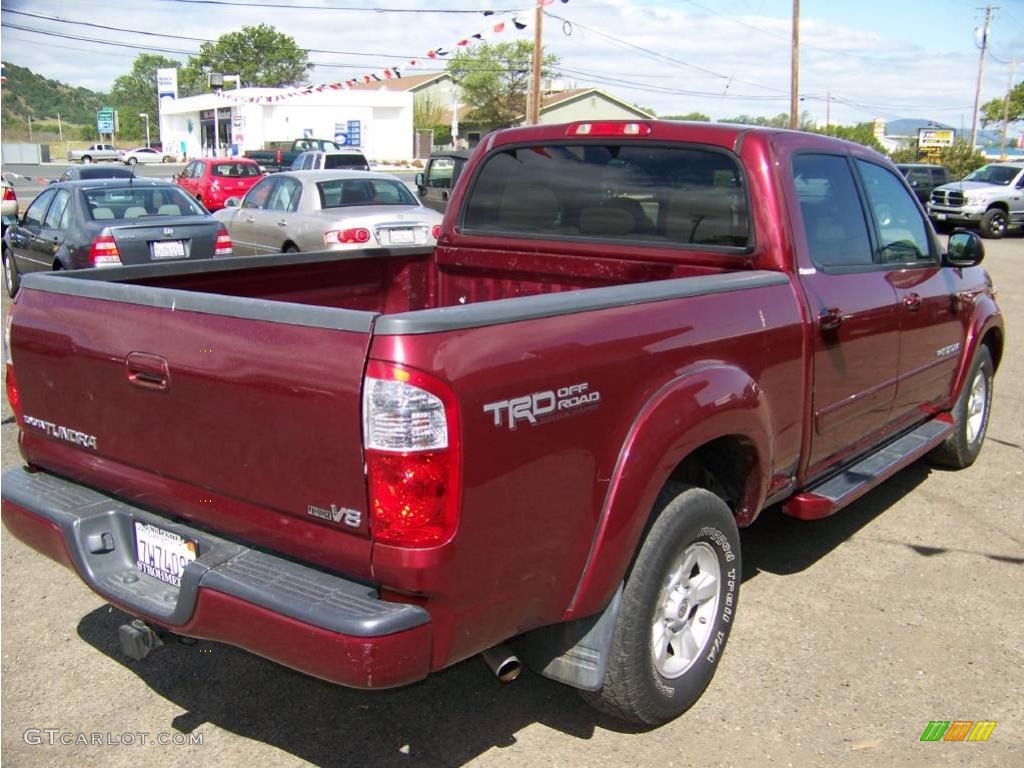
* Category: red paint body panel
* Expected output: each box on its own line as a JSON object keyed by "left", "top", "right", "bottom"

{"left": 4, "top": 121, "right": 1005, "bottom": 691}
{"left": 175, "top": 159, "right": 264, "bottom": 211}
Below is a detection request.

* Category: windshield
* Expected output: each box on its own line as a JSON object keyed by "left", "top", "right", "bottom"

{"left": 317, "top": 178, "right": 416, "bottom": 208}
{"left": 963, "top": 165, "right": 1021, "bottom": 186}
{"left": 83, "top": 186, "right": 208, "bottom": 220}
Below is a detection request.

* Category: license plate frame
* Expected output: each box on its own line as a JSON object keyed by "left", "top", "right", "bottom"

{"left": 134, "top": 521, "right": 198, "bottom": 588}
{"left": 386, "top": 227, "right": 416, "bottom": 245}
{"left": 151, "top": 240, "right": 186, "bottom": 260}
{"left": 934, "top": 213, "right": 948, "bottom": 221}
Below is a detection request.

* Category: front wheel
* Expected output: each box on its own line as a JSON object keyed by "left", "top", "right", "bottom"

{"left": 928, "top": 346, "right": 994, "bottom": 469}
{"left": 81, "top": 156, "right": 93, "bottom": 164}
{"left": 3, "top": 247, "right": 20, "bottom": 297}
{"left": 582, "top": 485, "right": 741, "bottom": 725}
{"left": 127, "top": 157, "right": 138, "bottom": 166}
{"left": 980, "top": 208, "right": 1007, "bottom": 239}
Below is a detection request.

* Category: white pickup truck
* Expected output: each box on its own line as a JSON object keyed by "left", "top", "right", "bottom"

{"left": 66, "top": 144, "right": 120, "bottom": 164}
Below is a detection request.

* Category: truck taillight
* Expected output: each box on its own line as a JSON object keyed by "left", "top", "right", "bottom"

{"left": 362, "top": 361, "right": 461, "bottom": 547}
{"left": 215, "top": 227, "right": 233, "bottom": 256}
{"left": 88, "top": 228, "right": 122, "bottom": 267}
{"left": 4, "top": 310, "right": 21, "bottom": 425}
{"left": 325, "top": 228, "right": 371, "bottom": 246}
{"left": 2, "top": 185, "right": 16, "bottom": 202}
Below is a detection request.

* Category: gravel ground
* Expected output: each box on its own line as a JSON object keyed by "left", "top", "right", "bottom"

{"left": 2, "top": 236, "right": 1021, "bottom": 768}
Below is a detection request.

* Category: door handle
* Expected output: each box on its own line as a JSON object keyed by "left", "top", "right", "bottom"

{"left": 244, "top": 216, "right": 255, "bottom": 223}
{"left": 277, "top": 220, "right": 288, "bottom": 227}
{"left": 125, "top": 352, "right": 170, "bottom": 392}
{"left": 902, "top": 293, "right": 922, "bottom": 311}
{"left": 818, "top": 307, "right": 844, "bottom": 332}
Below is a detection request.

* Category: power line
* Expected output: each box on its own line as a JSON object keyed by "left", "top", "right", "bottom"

{"left": 146, "top": 0, "right": 524, "bottom": 12}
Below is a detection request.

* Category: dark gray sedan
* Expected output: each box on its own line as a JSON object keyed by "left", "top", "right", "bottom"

{"left": 2, "top": 178, "right": 231, "bottom": 296}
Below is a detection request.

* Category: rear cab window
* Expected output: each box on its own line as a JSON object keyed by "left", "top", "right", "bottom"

{"left": 462, "top": 143, "right": 751, "bottom": 249}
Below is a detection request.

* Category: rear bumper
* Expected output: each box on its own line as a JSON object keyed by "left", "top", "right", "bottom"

{"left": 1, "top": 467, "right": 432, "bottom": 689}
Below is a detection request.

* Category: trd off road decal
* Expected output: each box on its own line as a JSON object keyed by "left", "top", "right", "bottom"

{"left": 483, "top": 382, "right": 601, "bottom": 430}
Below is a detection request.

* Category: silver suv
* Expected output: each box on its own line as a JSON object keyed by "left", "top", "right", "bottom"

{"left": 927, "top": 161, "right": 1024, "bottom": 238}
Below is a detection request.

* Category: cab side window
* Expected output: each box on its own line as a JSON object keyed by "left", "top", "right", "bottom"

{"left": 792, "top": 155, "right": 873, "bottom": 268}
{"left": 855, "top": 160, "right": 933, "bottom": 264}
{"left": 22, "top": 189, "right": 57, "bottom": 228}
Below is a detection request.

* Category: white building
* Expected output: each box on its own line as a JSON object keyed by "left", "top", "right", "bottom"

{"left": 158, "top": 87, "right": 414, "bottom": 161}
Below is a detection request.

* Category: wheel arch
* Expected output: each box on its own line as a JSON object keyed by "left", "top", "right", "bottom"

{"left": 563, "top": 363, "right": 772, "bottom": 620}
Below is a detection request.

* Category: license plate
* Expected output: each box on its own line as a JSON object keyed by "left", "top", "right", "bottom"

{"left": 151, "top": 240, "right": 185, "bottom": 259}
{"left": 935, "top": 213, "right": 947, "bottom": 221}
{"left": 134, "top": 521, "right": 198, "bottom": 588}
{"left": 387, "top": 228, "right": 416, "bottom": 245}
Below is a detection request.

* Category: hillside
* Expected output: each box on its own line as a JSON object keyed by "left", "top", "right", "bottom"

{"left": 1, "top": 61, "right": 107, "bottom": 135}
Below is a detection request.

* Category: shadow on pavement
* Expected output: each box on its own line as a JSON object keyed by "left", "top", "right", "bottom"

{"left": 740, "top": 460, "right": 931, "bottom": 581}
{"left": 77, "top": 607, "right": 646, "bottom": 768}
{"left": 74, "top": 461, "right": 941, "bottom": 765}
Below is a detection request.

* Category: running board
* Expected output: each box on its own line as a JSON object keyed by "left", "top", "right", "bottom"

{"left": 783, "top": 415, "right": 954, "bottom": 521}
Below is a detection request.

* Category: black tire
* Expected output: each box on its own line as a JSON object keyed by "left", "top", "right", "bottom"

{"left": 931, "top": 219, "right": 952, "bottom": 234}
{"left": 283, "top": 244, "right": 299, "bottom": 253}
{"left": 3, "top": 247, "right": 20, "bottom": 297}
{"left": 81, "top": 156, "right": 93, "bottom": 164}
{"left": 979, "top": 208, "right": 1007, "bottom": 239}
{"left": 127, "top": 157, "right": 138, "bottom": 166}
{"left": 928, "top": 346, "right": 994, "bottom": 469}
{"left": 582, "top": 484, "right": 741, "bottom": 725}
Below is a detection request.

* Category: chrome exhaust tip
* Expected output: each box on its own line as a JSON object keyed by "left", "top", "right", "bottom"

{"left": 481, "top": 644, "right": 522, "bottom": 682}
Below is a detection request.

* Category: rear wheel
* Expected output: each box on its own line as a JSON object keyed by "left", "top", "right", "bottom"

{"left": 81, "top": 156, "right": 93, "bottom": 164}
{"left": 283, "top": 244, "right": 299, "bottom": 253}
{"left": 582, "top": 484, "right": 740, "bottom": 725}
{"left": 3, "top": 247, "right": 20, "bottom": 297}
{"left": 980, "top": 208, "right": 1007, "bottom": 239}
{"left": 928, "top": 346, "right": 994, "bottom": 469}
{"left": 127, "top": 157, "right": 138, "bottom": 166}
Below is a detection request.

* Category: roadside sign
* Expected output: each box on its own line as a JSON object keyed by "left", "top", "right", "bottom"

{"left": 97, "top": 107, "right": 115, "bottom": 133}
{"left": 919, "top": 128, "right": 955, "bottom": 149}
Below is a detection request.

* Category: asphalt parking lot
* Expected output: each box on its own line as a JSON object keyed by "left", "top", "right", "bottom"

{"left": 1, "top": 233, "right": 1021, "bottom": 768}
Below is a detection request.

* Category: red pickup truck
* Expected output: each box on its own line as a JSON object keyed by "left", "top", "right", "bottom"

{"left": 2, "top": 121, "right": 1003, "bottom": 725}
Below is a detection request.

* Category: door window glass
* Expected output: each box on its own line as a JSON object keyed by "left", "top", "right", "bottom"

{"left": 22, "top": 189, "right": 57, "bottom": 227}
{"left": 427, "top": 158, "right": 455, "bottom": 188}
{"left": 855, "top": 160, "right": 932, "bottom": 264}
{"left": 43, "top": 189, "right": 71, "bottom": 229}
{"left": 243, "top": 177, "right": 276, "bottom": 210}
{"left": 792, "top": 154, "right": 873, "bottom": 267}
{"left": 267, "top": 177, "right": 301, "bottom": 212}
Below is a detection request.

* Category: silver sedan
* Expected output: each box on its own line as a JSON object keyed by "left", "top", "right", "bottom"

{"left": 214, "top": 170, "right": 443, "bottom": 255}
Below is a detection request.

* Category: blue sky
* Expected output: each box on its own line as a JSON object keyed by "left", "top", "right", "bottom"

{"left": 1, "top": 0, "right": 1022, "bottom": 131}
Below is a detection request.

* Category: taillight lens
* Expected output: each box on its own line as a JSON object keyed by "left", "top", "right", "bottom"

{"left": 431, "top": 224, "right": 441, "bottom": 240}
{"left": 214, "top": 227, "right": 232, "bottom": 256}
{"left": 324, "top": 228, "right": 371, "bottom": 246}
{"left": 363, "top": 361, "right": 460, "bottom": 547}
{"left": 88, "top": 228, "right": 122, "bottom": 267}
{"left": 2, "top": 185, "right": 16, "bottom": 202}
{"left": 4, "top": 311, "right": 21, "bottom": 425}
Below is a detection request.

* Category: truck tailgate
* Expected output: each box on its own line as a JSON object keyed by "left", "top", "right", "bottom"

{"left": 10, "top": 275, "right": 377, "bottom": 577}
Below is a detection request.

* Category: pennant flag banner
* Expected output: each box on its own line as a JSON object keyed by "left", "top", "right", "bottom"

{"left": 212, "top": 2, "right": 560, "bottom": 105}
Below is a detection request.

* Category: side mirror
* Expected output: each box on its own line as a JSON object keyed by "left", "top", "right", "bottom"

{"left": 415, "top": 172, "right": 425, "bottom": 189}
{"left": 224, "top": 197, "right": 240, "bottom": 208}
{"left": 944, "top": 229, "right": 984, "bottom": 267}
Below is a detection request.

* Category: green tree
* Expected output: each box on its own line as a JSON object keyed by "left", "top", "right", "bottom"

{"left": 934, "top": 140, "right": 988, "bottom": 180}
{"left": 661, "top": 112, "right": 711, "bottom": 122}
{"left": 109, "top": 53, "right": 181, "bottom": 143}
{"left": 720, "top": 112, "right": 815, "bottom": 130}
{"left": 447, "top": 41, "right": 557, "bottom": 127}
{"left": 813, "top": 122, "right": 885, "bottom": 153}
{"left": 888, "top": 141, "right": 921, "bottom": 163}
{"left": 981, "top": 80, "right": 1024, "bottom": 126}
{"left": 180, "top": 24, "right": 310, "bottom": 92}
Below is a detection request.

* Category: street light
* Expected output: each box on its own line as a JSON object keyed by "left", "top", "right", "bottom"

{"left": 138, "top": 112, "right": 151, "bottom": 148}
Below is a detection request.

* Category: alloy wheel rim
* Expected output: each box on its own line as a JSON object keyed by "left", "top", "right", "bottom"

{"left": 966, "top": 369, "right": 988, "bottom": 445}
{"left": 651, "top": 541, "right": 721, "bottom": 679}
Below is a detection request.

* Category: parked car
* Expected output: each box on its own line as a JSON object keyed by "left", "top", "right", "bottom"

{"left": 290, "top": 150, "right": 370, "bottom": 172}
{"left": 244, "top": 139, "right": 343, "bottom": 173}
{"left": 1, "top": 178, "right": 18, "bottom": 237}
{"left": 118, "top": 147, "right": 175, "bottom": 165}
{"left": 67, "top": 143, "right": 119, "bottom": 163}
{"left": 415, "top": 150, "right": 470, "bottom": 212}
{"left": 895, "top": 163, "right": 951, "bottom": 204}
{"left": 53, "top": 166, "right": 135, "bottom": 183}
{"left": 927, "top": 161, "right": 1024, "bottom": 238}
{"left": 1, "top": 178, "right": 231, "bottom": 296}
{"left": 214, "top": 170, "right": 442, "bottom": 255}
{"left": 1, "top": 121, "right": 1003, "bottom": 726}
{"left": 175, "top": 158, "right": 265, "bottom": 211}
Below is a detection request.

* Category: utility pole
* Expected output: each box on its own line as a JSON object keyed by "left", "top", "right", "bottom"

{"left": 825, "top": 90, "right": 831, "bottom": 130}
{"left": 789, "top": 0, "right": 800, "bottom": 130}
{"left": 528, "top": 2, "right": 544, "bottom": 125}
{"left": 999, "top": 58, "right": 1016, "bottom": 159}
{"left": 970, "top": 5, "right": 996, "bottom": 149}
{"left": 56, "top": 113, "right": 63, "bottom": 143}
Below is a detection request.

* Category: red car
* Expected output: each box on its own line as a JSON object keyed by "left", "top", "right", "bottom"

{"left": 175, "top": 158, "right": 264, "bottom": 211}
